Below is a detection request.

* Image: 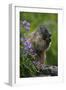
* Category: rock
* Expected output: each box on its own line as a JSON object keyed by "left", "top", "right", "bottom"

{"left": 37, "top": 65, "right": 58, "bottom": 76}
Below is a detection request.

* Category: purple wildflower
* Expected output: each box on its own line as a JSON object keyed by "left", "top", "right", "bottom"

{"left": 24, "top": 40, "right": 32, "bottom": 49}
{"left": 23, "top": 38, "right": 36, "bottom": 56}
{"left": 22, "top": 20, "right": 30, "bottom": 31}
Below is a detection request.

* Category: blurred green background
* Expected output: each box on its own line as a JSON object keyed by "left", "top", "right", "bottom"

{"left": 20, "top": 12, "right": 58, "bottom": 77}
{"left": 20, "top": 12, "right": 58, "bottom": 65}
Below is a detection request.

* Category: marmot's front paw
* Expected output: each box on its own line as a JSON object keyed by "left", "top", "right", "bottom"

{"left": 37, "top": 62, "right": 45, "bottom": 70}
{"left": 40, "top": 64, "right": 45, "bottom": 70}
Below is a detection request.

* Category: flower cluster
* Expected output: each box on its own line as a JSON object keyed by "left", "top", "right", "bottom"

{"left": 20, "top": 20, "right": 37, "bottom": 60}
{"left": 22, "top": 20, "right": 30, "bottom": 31}
{"left": 23, "top": 39, "right": 36, "bottom": 55}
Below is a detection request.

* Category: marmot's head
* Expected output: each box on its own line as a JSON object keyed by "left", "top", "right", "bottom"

{"left": 30, "top": 25, "right": 51, "bottom": 55}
